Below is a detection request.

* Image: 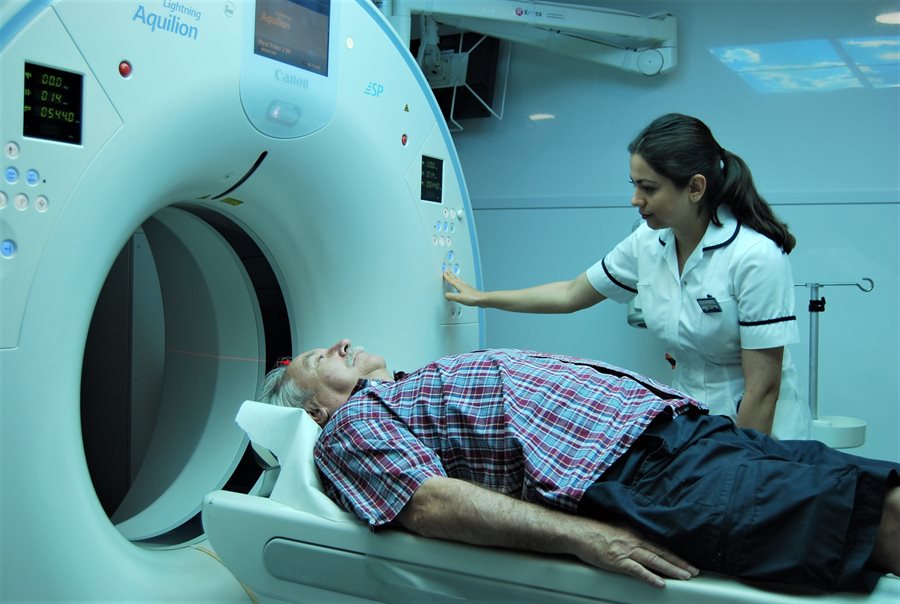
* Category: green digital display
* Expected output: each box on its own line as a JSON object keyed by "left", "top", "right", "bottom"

{"left": 23, "top": 62, "right": 83, "bottom": 145}
{"left": 421, "top": 155, "right": 443, "bottom": 203}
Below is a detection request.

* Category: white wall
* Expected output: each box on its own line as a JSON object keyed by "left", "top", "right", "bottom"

{"left": 451, "top": 0, "right": 899, "bottom": 461}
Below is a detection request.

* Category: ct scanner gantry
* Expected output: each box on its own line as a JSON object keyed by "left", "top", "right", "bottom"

{"left": 1, "top": 0, "right": 479, "bottom": 600}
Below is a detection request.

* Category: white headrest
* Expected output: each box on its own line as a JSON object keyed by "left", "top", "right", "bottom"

{"left": 235, "top": 400, "right": 353, "bottom": 521}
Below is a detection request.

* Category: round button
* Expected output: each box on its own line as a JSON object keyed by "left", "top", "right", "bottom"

{"left": 446, "top": 251, "right": 455, "bottom": 262}
{"left": 5, "top": 142, "right": 19, "bottom": 159}
{"left": 25, "top": 169, "right": 39, "bottom": 186}
{"left": 456, "top": 209, "right": 464, "bottom": 220}
{"left": 432, "top": 235, "right": 438, "bottom": 246}
{"left": 14, "top": 193, "right": 28, "bottom": 211}
{"left": 34, "top": 195, "right": 49, "bottom": 212}
{"left": 0, "top": 191, "right": 7, "bottom": 209}
{"left": 1, "top": 239, "right": 17, "bottom": 259}
{"left": 452, "top": 263, "right": 460, "bottom": 275}
{"left": 5, "top": 166, "right": 19, "bottom": 184}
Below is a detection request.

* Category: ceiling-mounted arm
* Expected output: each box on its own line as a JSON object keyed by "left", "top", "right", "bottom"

{"left": 380, "top": 0, "right": 677, "bottom": 76}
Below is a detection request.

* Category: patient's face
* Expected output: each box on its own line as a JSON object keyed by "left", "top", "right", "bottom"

{"left": 287, "top": 339, "right": 389, "bottom": 420}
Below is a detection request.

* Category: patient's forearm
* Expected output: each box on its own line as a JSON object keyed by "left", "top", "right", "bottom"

{"left": 398, "top": 476, "right": 570, "bottom": 552}
{"left": 395, "top": 476, "right": 697, "bottom": 588}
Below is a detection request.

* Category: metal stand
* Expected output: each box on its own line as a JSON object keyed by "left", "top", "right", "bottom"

{"left": 800, "top": 278, "right": 874, "bottom": 419}
{"left": 798, "top": 278, "right": 874, "bottom": 449}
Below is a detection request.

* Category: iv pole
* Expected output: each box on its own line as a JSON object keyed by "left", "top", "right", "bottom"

{"left": 799, "top": 278, "right": 874, "bottom": 436}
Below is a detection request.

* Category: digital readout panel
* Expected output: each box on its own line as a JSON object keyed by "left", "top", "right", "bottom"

{"left": 421, "top": 155, "right": 443, "bottom": 203}
{"left": 255, "top": 0, "right": 330, "bottom": 76}
{"left": 23, "top": 62, "right": 84, "bottom": 145}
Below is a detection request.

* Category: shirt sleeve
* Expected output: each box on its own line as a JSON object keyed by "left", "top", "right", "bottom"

{"left": 734, "top": 238, "right": 800, "bottom": 350}
{"left": 314, "top": 404, "right": 447, "bottom": 527}
{"left": 585, "top": 228, "right": 641, "bottom": 303}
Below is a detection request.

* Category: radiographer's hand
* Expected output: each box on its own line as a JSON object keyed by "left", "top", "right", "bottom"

{"left": 443, "top": 270, "right": 483, "bottom": 306}
{"left": 442, "top": 271, "right": 606, "bottom": 314}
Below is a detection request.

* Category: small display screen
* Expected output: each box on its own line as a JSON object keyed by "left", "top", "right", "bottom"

{"left": 254, "top": 0, "right": 330, "bottom": 76}
{"left": 421, "top": 156, "right": 443, "bottom": 203}
{"left": 23, "top": 62, "right": 83, "bottom": 145}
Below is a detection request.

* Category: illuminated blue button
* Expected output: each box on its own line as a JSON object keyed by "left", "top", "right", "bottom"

{"left": 25, "top": 169, "right": 39, "bottom": 186}
{"left": 446, "top": 251, "right": 455, "bottom": 262}
{"left": 4, "top": 167, "right": 18, "bottom": 184}
{"left": 1, "top": 239, "right": 16, "bottom": 259}
{"left": 452, "top": 263, "right": 460, "bottom": 275}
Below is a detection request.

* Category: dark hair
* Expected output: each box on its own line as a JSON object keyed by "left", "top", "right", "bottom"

{"left": 628, "top": 113, "right": 795, "bottom": 253}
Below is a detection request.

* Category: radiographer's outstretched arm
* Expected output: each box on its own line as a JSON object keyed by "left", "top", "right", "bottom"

{"left": 443, "top": 270, "right": 606, "bottom": 314}
{"left": 395, "top": 475, "right": 698, "bottom": 589}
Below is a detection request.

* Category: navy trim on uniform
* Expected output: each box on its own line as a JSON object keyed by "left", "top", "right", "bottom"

{"left": 658, "top": 237, "right": 667, "bottom": 247}
{"left": 702, "top": 220, "right": 741, "bottom": 252}
{"left": 738, "top": 315, "right": 796, "bottom": 327}
{"left": 602, "top": 257, "right": 638, "bottom": 294}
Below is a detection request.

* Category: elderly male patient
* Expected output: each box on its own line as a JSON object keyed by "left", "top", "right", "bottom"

{"left": 258, "top": 338, "right": 900, "bottom": 593}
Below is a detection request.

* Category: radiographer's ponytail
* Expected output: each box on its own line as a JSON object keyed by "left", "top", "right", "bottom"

{"left": 629, "top": 113, "right": 796, "bottom": 253}
{"left": 719, "top": 148, "right": 795, "bottom": 253}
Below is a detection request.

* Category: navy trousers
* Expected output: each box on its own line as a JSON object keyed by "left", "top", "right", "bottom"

{"left": 577, "top": 412, "right": 899, "bottom": 592}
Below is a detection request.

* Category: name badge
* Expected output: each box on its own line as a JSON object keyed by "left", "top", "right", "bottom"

{"left": 697, "top": 295, "right": 722, "bottom": 313}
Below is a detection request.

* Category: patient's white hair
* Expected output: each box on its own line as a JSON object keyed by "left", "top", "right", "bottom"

{"left": 257, "top": 362, "right": 315, "bottom": 410}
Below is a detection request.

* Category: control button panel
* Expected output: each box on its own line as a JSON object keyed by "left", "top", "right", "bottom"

{"left": 0, "top": 5, "right": 124, "bottom": 350}
{"left": 3, "top": 140, "right": 51, "bottom": 218}
{"left": 420, "top": 201, "right": 476, "bottom": 325}
{"left": 406, "top": 128, "right": 478, "bottom": 327}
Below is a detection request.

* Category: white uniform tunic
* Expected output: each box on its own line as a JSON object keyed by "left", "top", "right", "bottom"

{"left": 586, "top": 207, "right": 811, "bottom": 440}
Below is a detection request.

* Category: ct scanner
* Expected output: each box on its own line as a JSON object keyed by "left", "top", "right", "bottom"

{"left": 1, "top": 1, "right": 899, "bottom": 603}
{"left": 1, "top": 0, "right": 477, "bottom": 600}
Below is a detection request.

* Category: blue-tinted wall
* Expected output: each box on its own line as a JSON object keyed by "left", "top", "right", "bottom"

{"left": 452, "top": 0, "right": 899, "bottom": 461}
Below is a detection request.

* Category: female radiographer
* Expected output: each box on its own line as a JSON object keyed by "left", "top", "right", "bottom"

{"left": 444, "top": 113, "right": 811, "bottom": 439}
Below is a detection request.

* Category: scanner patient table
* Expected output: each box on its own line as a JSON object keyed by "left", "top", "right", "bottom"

{"left": 201, "top": 402, "right": 900, "bottom": 604}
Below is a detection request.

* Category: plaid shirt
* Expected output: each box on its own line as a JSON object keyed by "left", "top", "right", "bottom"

{"left": 314, "top": 349, "right": 705, "bottom": 527}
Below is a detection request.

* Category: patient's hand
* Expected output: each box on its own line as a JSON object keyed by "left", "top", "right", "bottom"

{"left": 567, "top": 516, "right": 699, "bottom": 589}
